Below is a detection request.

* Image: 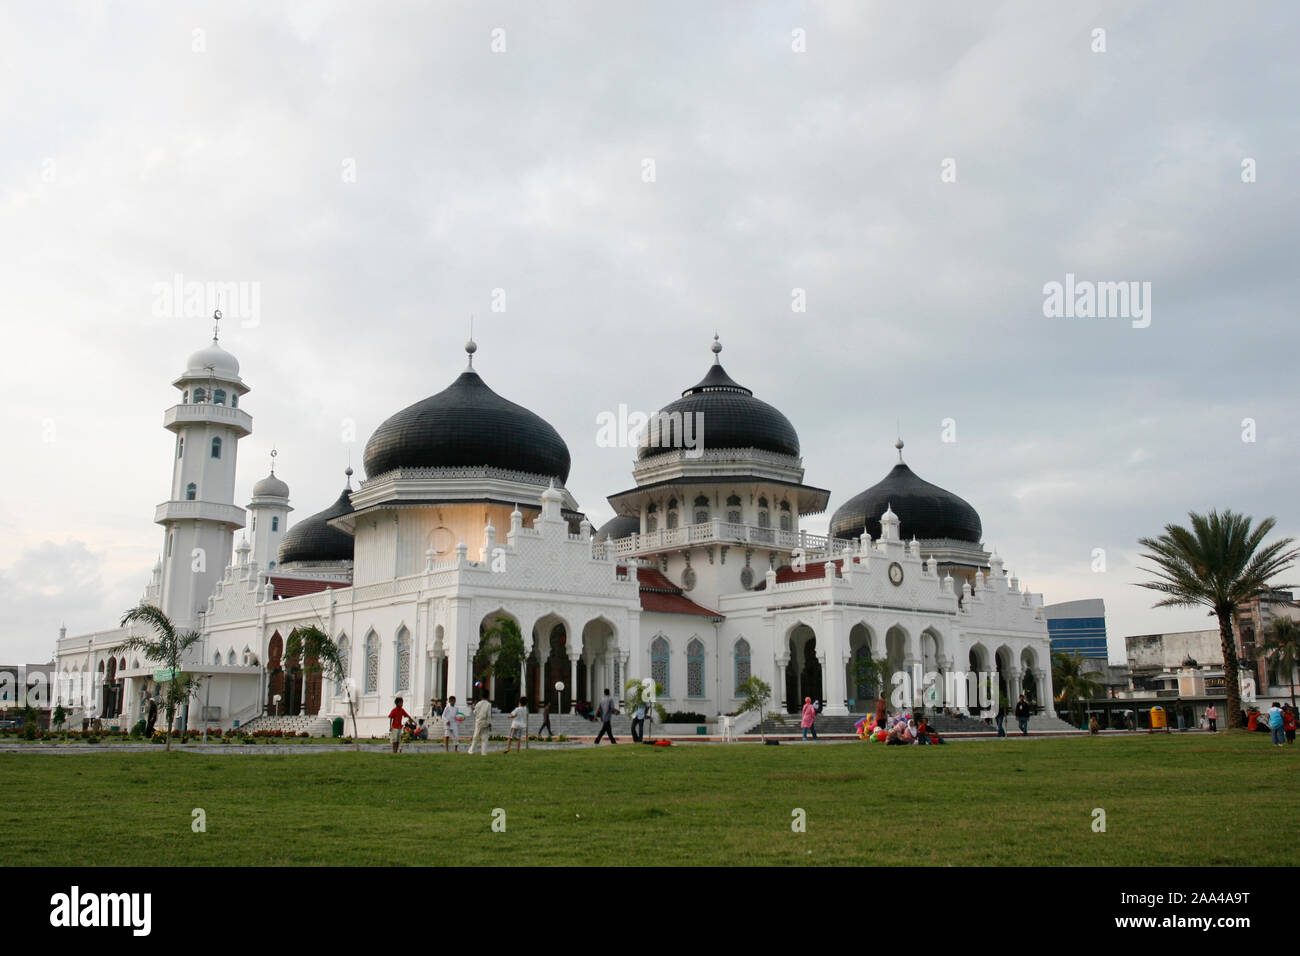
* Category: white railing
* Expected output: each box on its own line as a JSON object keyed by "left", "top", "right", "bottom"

{"left": 607, "top": 520, "right": 837, "bottom": 556}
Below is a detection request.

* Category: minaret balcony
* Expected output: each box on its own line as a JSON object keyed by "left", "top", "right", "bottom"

{"left": 164, "top": 403, "right": 252, "bottom": 437}
{"left": 155, "top": 499, "right": 247, "bottom": 529}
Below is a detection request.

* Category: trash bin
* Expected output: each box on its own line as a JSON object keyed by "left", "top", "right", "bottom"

{"left": 332, "top": 717, "right": 344, "bottom": 738}
{"left": 1149, "top": 705, "right": 1166, "bottom": 730}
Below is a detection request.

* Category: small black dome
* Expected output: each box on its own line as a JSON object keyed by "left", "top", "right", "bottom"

{"left": 594, "top": 514, "right": 640, "bottom": 541}
{"left": 638, "top": 359, "right": 799, "bottom": 460}
{"left": 364, "top": 370, "right": 571, "bottom": 482}
{"left": 278, "top": 487, "right": 355, "bottom": 564}
{"left": 830, "top": 463, "right": 982, "bottom": 543}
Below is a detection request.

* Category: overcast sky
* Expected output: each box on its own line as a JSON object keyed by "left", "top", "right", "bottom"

{"left": 2, "top": 0, "right": 1297, "bottom": 664}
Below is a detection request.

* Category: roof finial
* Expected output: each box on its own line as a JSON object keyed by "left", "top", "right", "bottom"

{"left": 711, "top": 332, "right": 722, "bottom": 364}
{"left": 269, "top": 447, "right": 277, "bottom": 476}
{"left": 465, "top": 315, "right": 477, "bottom": 368}
{"left": 895, "top": 436, "right": 905, "bottom": 462}
{"left": 212, "top": 308, "right": 222, "bottom": 343}
{"left": 344, "top": 465, "right": 354, "bottom": 490}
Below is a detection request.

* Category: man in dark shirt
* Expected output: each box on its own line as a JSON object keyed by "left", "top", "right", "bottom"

{"left": 594, "top": 689, "right": 618, "bottom": 745}
{"left": 1014, "top": 694, "right": 1031, "bottom": 736}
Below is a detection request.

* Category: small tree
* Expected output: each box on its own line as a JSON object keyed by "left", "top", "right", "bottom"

{"left": 120, "top": 603, "right": 204, "bottom": 752}
{"left": 853, "top": 656, "right": 892, "bottom": 715}
{"left": 286, "top": 624, "right": 357, "bottom": 750}
{"left": 477, "top": 617, "right": 527, "bottom": 703}
{"left": 1261, "top": 616, "right": 1300, "bottom": 712}
{"left": 624, "top": 678, "right": 667, "bottom": 741}
{"left": 736, "top": 676, "right": 772, "bottom": 742}
{"left": 1052, "top": 651, "right": 1103, "bottom": 729}
{"left": 53, "top": 705, "right": 67, "bottom": 739}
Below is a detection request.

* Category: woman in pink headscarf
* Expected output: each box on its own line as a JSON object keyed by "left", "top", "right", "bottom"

{"left": 801, "top": 697, "right": 818, "bottom": 741}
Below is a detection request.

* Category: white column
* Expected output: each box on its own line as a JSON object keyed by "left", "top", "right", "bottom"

{"left": 1038, "top": 667, "right": 1056, "bottom": 717}
{"left": 568, "top": 654, "right": 579, "bottom": 714}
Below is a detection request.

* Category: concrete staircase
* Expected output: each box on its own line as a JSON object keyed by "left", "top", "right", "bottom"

{"left": 236, "top": 714, "right": 334, "bottom": 736}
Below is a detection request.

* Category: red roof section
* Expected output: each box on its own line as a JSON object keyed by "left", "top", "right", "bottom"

{"left": 632, "top": 566, "right": 725, "bottom": 620}
{"left": 267, "top": 575, "right": 350, "bottom": 598}
{"left": 756, "top": 558, "right": 849, "bottom": 588}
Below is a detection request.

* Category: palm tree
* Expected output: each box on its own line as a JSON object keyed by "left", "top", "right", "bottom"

{"left": 476, "top": 616, "right": 527, "bottom": 704}
{"left": 1052, "top": 651, "right": 1104, "bottom": 728}
{"left": 1261, "top": 616, "right": 1300, "bottom": 712}
{"left": 285, "top": 625, "right": 357, "bottom": 750}
{"left": 1136, "top": 510, "right": 1298, "bottom": 729}
{"left": 120, "top": 603, "right": 204, "bottom": 752}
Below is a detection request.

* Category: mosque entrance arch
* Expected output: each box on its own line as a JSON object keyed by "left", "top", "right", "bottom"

{"left": 786, "top": 625, "right": 820, "bottom": 712}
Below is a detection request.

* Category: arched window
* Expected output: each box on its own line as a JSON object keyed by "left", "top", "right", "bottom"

{"left": 227, "top": 649, "right": 236, "bottom": 665}
{"left": 666, "top": 498, "right": 678, "bottom": 530}
{"left": 214, "top": 651, "right": 222, "bottom": 665}
{"left": 177, "top": 436, "right": 184, "bottom": 459}
{"left": 271, "top": 516, "right": 279, "bottom": 532}
{"left": 364, "top": 632, "right": 379, "bottom": 694}
{"left": 726, "top": 494, "right": 741, "bottom": 507}
{"left": 687, "top": 639, "right": 705, "bottom": 698}
{"left": 780, "top": 512, "right": 792, "bottom": 532}
{"left": 758, "top": 496, "right": 769, "bottom": 510}
{"left": 213, "top": 389, "right": 226, "bottom": 406}
{"left": 182, "top": 389, "right": 189, "bottom": 404}
{"left": 193, "top": 387, "right": 206, "bottom": 403}
{"left": 211, "top": 437, "right": 222, "bottom": 459}
{"left": 231, "top": 393, "right": 238, "bottom": 408}
{"left": 734, "top": 638, "right": 751, "bottom": 695}
{"left": 185, "top": 483, "right": 196, "bottom": 500}
{"left": 646, "top": 503, "right": 658, "bottom": 533}
{"left": 651, "top": 637, "right": 670, "bottom": 695}
{"left": 337, "top": 634, "right": 350, "bottom": 680}
{"left": 727, "top": 509, "right": 741, "bottom": 524}
{"left": 758, "top": 509, "right": 770, "bottom": 528}
{"left": 395, "top": 627, "right": 411, "bottom": 692}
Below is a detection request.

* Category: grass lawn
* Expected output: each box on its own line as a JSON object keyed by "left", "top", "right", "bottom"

{"left": 3, "top": 732, "right": 1295, "bottom": 866}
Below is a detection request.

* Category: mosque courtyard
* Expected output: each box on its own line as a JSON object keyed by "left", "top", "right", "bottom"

{"left": 4, "top": 732, "right": 1293, "bottom": 867}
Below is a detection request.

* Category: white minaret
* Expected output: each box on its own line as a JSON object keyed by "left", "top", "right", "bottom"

{"left": 155, "top": 312, "right": 251, "bottom": 629}
{"left": 247, "top": 449, "right": 292, "bottom": 572}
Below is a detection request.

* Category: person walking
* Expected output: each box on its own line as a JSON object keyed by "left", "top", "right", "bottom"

{"left": 594, "top": 688, "right": 618, "bottom": 744}
{"left": 537, "top": 700, "right": 553, "bottom": 738}
{"left": 468, "top": 694, "right": 492, "bottom": 755}
{"left": 442, "top": 695, "right": 461, "bottom": 752}
{"left": 388, "top": 696, "right": 412, "bottom": 754}
{"left": 631, "top": 700, "right": 646, "bottom": 743}
{"left": 1267, "top": 701, "right": 1286, "bottom": 747}
{"left": 801, "top": 696, "right": 817, "bottom": 741}
{"left": 1284, "top": 704, "right": 1297, "bottom": 745}
{"left": 995, "top": 699, "right": 1006, "bottom": 737}
{"left": 1205, "top": 704, "right": 1218, "bottom": 733}
{"left": 1014, "top": 694, "right": 1031, "bottom": 736}
{"left": 504, "top": 696, "right": 527, "bottom": 754}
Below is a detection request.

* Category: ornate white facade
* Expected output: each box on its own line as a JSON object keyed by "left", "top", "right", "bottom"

{"left": 53, "top": 328, "right": 1055, "bottom": 734}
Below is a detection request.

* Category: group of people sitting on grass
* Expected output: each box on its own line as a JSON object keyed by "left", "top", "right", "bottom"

{"left": 856, "top": 711, "right": 945, "bottom": 745}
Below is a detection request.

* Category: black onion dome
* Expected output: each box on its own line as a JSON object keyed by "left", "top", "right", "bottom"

{"left": 594, "top": 514, "right": 641, "bottom": 541}
{"left": 638, "top": 356, "right": 799, "bottom": 459}
{"left": 829, "top": 463, "right": 982, "bottom": 543}
{"left": 363, "top": 370, "right": 571, "bottom": 482}
{"left": 277, "top": 487, "right": 355, "bottom": 564}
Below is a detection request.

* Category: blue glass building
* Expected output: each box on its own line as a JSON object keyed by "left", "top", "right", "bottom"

{"left": 1043, "top": 598, "right": 1108, "bottom": 660}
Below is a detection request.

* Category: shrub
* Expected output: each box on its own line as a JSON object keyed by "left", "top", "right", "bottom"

{"left": 663, "top": 711, "right": 708, "bottom": 723}
{"left": 130, "top": 720, "right": 146, "bottom": 738}
{"left": 23, "top": 724, "right": 36, "bottom": 741}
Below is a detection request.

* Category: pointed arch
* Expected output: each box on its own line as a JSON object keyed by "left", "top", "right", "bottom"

{"left": 395, "top": 625, "right": 411, "bottom": 692}
{"left": 364, "top": 630, "right": 380, "bottom": 694}
{"left": 686, "top": 637, "right": 705, "bottom": 698}
{"left": 650, "top": 635, "right": 670, "bottom": 696}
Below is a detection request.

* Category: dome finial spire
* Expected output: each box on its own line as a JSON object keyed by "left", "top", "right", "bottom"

{"left": 895, "top": 437, "right": 905, "bottom": 462}
{"left": 344, "top": 464, "right": 354, "bottom": 490}
{"left": 711, "top": 332, "right": 722, "bottom": 364}
{"left": 465, "top": 315, "right": 477, "bottom": 368}
{"left": 212, "top": 308, "right": 222, "bottom": 343}
{"left": 269, "top": 447, "right": 277, "bottom": 476}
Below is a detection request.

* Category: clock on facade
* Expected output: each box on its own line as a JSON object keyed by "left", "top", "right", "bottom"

{"left": 888, "top": 562, "right": 904, "bottom": 586}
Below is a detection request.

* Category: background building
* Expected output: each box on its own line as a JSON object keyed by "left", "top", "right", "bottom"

{"left": 1043, "top": 598, "right": 1108, "bottom": 660}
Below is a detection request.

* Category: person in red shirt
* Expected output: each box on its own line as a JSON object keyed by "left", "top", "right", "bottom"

{"left": 388, "top": 696, "right": 412, "bottom": 754}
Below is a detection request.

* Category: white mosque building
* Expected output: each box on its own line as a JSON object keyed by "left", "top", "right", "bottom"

{"left": 53, "top": 324, "right": 1056, "bottom": 735}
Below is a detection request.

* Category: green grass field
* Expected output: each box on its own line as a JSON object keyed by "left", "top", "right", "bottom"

{"left": 3, "top": 733, "right": 1295, "bottom": 866}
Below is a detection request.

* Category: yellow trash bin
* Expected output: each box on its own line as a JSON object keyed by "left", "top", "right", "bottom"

{"left": 1150, "top": 705, "right": 1166, "bottom": 730}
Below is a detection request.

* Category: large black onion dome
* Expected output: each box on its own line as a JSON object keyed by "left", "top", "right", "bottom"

{"left": 278, "top": 485, "right": 355, "bottom": 564}
{"left": 638, "top": 338, "right": 799, "bottom": 459}
{"left": 830, "top": 462, "right": 982, "bottom": 543}
{"left": 363, "top": 367, "right": 571, "bottom": 482}
{"left": 594, "top": 514, "right": 641, "bottom": 541}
